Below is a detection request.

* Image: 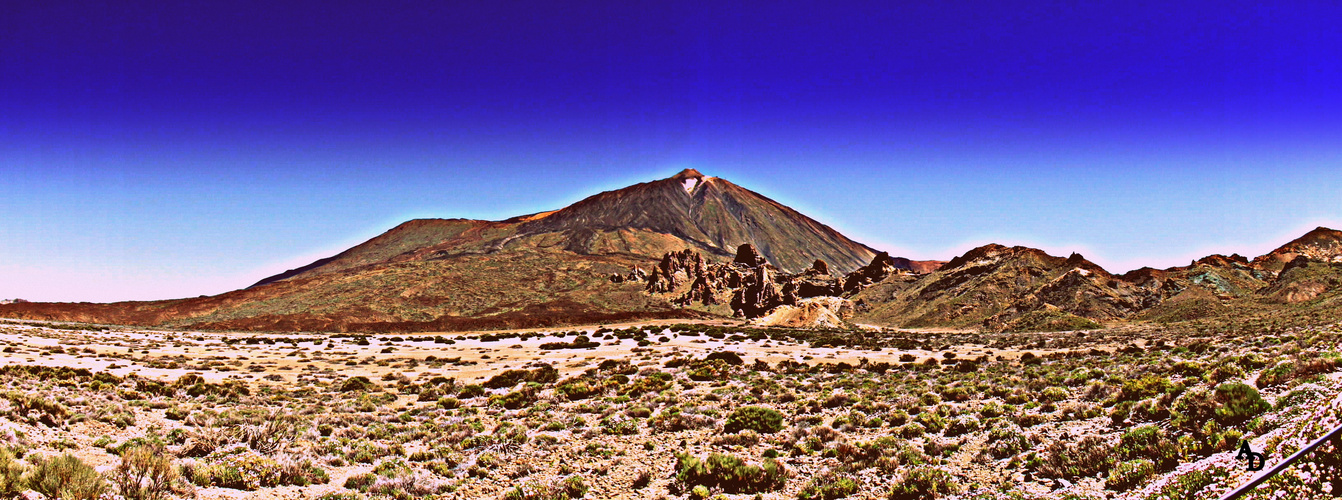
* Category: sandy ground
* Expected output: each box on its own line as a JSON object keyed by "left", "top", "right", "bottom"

{"left": 0, "top": 320, "right": 1022, "bottom": 389}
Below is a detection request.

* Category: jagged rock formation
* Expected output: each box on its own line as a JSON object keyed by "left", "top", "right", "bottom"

{"left": 731, "top": 265, "right": 785, "bottom": 318}
{"left": 633, "top": 243, "right": 927, "bottom": 324}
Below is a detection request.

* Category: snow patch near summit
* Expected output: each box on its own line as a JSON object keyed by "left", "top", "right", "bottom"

{"left": 683, "top": 178, "right": 699, "bottom": 193}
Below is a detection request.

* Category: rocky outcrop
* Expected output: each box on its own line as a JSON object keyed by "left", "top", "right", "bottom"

{"left": 633, "top": 244, "right": 921, "bottom": 319}
{"left": 808, "top": 259, "right": 829, "bottom": 275}
{"left": 1251, "top": 227, "right": 1342, "bottom": 273}
{"left": 843, "top": 252, "right": 911, "bottom": 293}
{"left": 751, "top": 297, "right": 855, "bottom": 328}
{"left": 731, "top": 266, "right": 785, "bottom": 318}
{"left": 733, "top": 243, "right": 767, "bottom": 267}
{"left": 609, "top": 265, "right": 648, "bottom": 283}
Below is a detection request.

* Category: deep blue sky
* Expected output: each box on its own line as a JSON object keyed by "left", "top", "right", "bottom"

{"left": 3, "top": 1, "right": 1341, "bottom": 302}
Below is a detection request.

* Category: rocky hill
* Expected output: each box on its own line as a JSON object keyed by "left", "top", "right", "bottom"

{"left": 851, "top": 227, "right": 1342, "bottom": 331}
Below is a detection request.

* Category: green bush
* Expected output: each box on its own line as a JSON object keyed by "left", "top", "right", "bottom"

{"left": 797, "top": 469, "right": 859, "bottom": 499}
{"left": 490, "top": 388, "right": 536, "bottom": 409}
{"left": 0, "top": 448, "right": 24, "bottom": 498}
{"left": 887, "top": 466, "right": 961, "bottom": 499}
{"left": 186, "top": 449, "right": 327, "bottom": 490}
{"left": 674, "top": 452, "right": 787, "bottom": 493}
{"left": 704, "top": 351, "right": 744, "bottom": 365}
{"left": 1107, "top": 459, "right": 1155, "bottom": 490}
{"left": 339, "top": 376, "right": 378, "bottom": 393}
{"left": 1117, "top": 425, "right": 1180, "bottom": 471}
{"left": 944, "top": 416, "right": 980, "bottom": 437}
{"left": 502, "top": 475, "right": 588, "bottom": 500}
{"left": 1040, "top": 386, "right": 1070, "bottom": 402}
{"left": 1256, "top": 361, "right": 1296, "bottom": 388}
{"left": 0, "top": 391, "right": 68, "bottom": 426}
{"left": 458, "top": 384, "right": 487, "bottom": 398}
{"left": 600, "top": 415, "right": 639, "bottom": 436}
{"left": 24, "top": 453, "right": 108, "bottom": 500}
{"left": 984, "top": 424, "right": 1029, "bottom": 459}
{"left": 898, "top": 423, "right": 926, "bottom": 439}
{"left": 436, "top": 397, "right": 460, "bottom": 409}
{"left": 723, "top": 406, "right": 784, "bottom": 434}
{"left": 1213, "top": 382, "right": 1269, "bottom": 426}
{"left": 485, "top": 368, "right": 556, "bottom": 389}
{"left": 1116, "top": 375, "right": 1173, "bottom": 402}
{"left": 556, "top": 379, "right": 600, "bottom": 400}
{"left": 914, "top": 411, "right": 947, "bottom": 433}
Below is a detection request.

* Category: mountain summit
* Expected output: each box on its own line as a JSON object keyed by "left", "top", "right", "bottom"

{"left": 506, "top": 169, "right": 879, "bottom": 273}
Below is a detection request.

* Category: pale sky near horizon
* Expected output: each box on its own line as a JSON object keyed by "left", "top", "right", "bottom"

{"left": 3, "top": 2, "right": 1341, "bottom": 302}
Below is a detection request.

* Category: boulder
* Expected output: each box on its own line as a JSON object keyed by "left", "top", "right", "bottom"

{"left": 733, "top": 243, "right": 767, "bottom": 267}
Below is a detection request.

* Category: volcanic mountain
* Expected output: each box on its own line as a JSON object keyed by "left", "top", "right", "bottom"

{"left": 0, "top": 170, "right": 902, "bottom": 332}
{"left": 254, "top": 169, "right": 879, "bottom": 287}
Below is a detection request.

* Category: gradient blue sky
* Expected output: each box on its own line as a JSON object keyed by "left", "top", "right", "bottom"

{"left": 3, "top": 1, "right": 1341, "bottom": 302}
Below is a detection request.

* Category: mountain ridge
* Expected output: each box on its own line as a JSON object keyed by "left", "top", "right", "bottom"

{"left": 2, "top": 168, "right": 1340, "bottom": 333}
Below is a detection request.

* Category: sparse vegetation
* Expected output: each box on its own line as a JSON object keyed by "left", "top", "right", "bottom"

{"left": 0, "top": 315, "right": 1341, "bottom": 499}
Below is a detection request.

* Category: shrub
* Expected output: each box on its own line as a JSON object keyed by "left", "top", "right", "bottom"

{"left": 723, "top": 406, "right": 784, "bottom": 434}
{"left": 556, "top": 379, "right": 600, "bottom": 400}
{"left": 1256, "top": 361, "right": 1296, "bottom": 388}
{"left": 704, "top": 351, "right": 744, "bottom": 365}
{"left": 344, "top": 473, "right": 375, "bottom": 491}
{"left": 24, "top": 453, "right": 108, "bottom": 500}
{"left": 1212, "top": 382, "right": 1269, "bottom": 426}
{"left": 185, "top": 449, "right": 327, "bottom": 490}
{"left": 797, "top": 469, "right": 859, "bottom": 500}
{"left": 112, "top": 444, "right": 192, "bottom": 500}
{"left": 458, "top": 384, "right": 486, "bottom": 398}
{"left": 649, "top": 408, "right": 716, "bottom": 433}
{"left": 887, "top": 466, "right": 960, "bottom": 499}
{"left": 1108, "top": 459, "right": 1155, "bottom": 489}
{"left": 0, "top": 391, "right": 68, "bottom": 426}
{"left": 1039, "top": 435, "right": 1113, "bottom": 479}
{"left": 339, "top": 376, "right": 378, "bottom": 393}
{"left": 600, "top": 415, "right": 639, "bottom": 436}
{"left": 944, "top": 416, "right": 980, "bottom": 437}
{"left": 1116, "top": 375, "right": 1172, "bottom": 402}
{"left": 490, "top": 388, "right": 536, "bottom": 409}
{"left": 436, "top": 397, "right": 460, "bottom": 409}
{"left": 1171, "top": 389, "right": 1217, "bottom": 432}
{"left": 484, "top": 369, "right": 531, "bottom": 389}
{"left": 0, "top": 448, "right": 24, "bottom": 498}
{"left": 1040, "top": 386, "right": 1070, "bottom": 402}
{"left": 674, "top": 452, "right": 787, "bottom": 493}
{"left": 914, "top": 411, "right": 947, "bottom": 433}
{"left": 1208, "top": 363, "right": 1245, "bottom": 383}
{"left": 898, "top": 423, "right": 926, "bottom": 439}
{"left": 1117, "top": 425, "right": 1180, "bottom": 471}
{"left": 984, "top": 424, "right": 1029, "bottom": 459}
{"left": 503, "top": 475, "right": 588, "bottom": 499}
{"left": 365, "top": 468, "right": 454, "bottom": 497}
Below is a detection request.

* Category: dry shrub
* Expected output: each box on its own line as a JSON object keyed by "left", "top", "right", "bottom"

{"left": 113, "top": 444, "right": 194, "bottom": 500}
